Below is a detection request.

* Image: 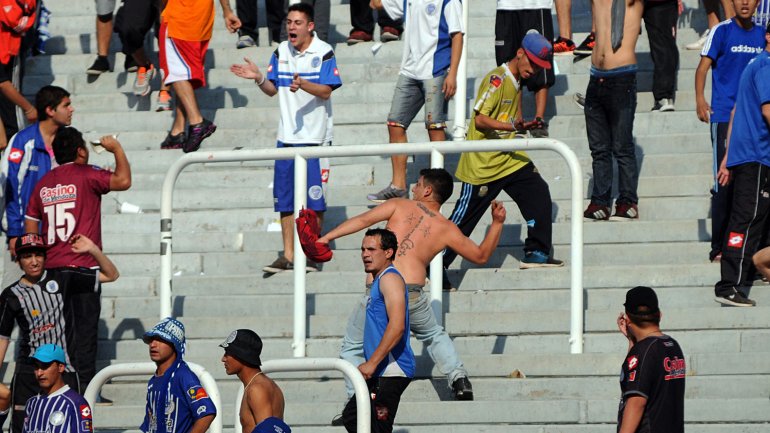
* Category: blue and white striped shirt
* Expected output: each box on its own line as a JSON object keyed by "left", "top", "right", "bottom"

{"left": 23, "top": 385, "right": 92, "bottom": 433}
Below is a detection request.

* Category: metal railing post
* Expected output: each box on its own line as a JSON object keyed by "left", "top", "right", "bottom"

{"left": 429, "top": 149, "right": 445, "bottom": 324}
{"left": 293, "top": 154, "right": 308, "bottom": 357}
{"left": 451, "top": 0, "right": 470, "bottom": 140}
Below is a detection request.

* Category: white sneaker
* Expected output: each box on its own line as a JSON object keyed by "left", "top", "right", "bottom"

{"left": 652, "top": 98, "right": 675, "bottom": 112}
{"left": 685, "top": 29, "right": 710, "bottom": 50}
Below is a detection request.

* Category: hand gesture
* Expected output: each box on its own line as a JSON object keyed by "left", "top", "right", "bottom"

{"left": 696, "top": 99, "right": 711, "bottom": 123}
{"left": 490, "top": 200, "right": 506, "bottom": 223}
{"left": 357, "top": 361, "right": 376, "bottom": 380}
{"left": 290, "top": 73, "right": 302, "bottom": 92}
{"left": 442, "top": 74, "right": 457, "bottom": 100}
{"left": 230, "top": 58, "right": 262, "bottom": 81}
{"left": 223, "top": 11, "right": 242, "bottom": 33}
{"left": 69, "top": 234, "right": 96, "bottom": 255}
{"left": 617, "top": 312, "right": 630, "bottom": 339}
{"left": 99, "top": 135, "right": 122, "bottom": 153}
{"left": 717, "top": 156, "right": 731, "bottom": 186}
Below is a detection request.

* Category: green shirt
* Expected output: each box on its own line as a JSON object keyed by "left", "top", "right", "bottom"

{"left": 455, "top": 65, "right": 531, "bottom": 185}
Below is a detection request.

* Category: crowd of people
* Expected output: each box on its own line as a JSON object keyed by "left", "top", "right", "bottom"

{"left": 0, "top": 0, "right": 768, "bottom": 432}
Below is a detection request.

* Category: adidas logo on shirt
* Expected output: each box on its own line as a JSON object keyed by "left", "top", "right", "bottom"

{"left": 730, "top": 45, "right": 763, "bottom": 53}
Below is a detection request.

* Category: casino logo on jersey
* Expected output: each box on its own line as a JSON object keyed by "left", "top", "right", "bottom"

{"left": 663, "top": 356, "right": 686, "bottom": 380}
{"left": 40, "top": 183, "right": 78, "bottom": 205}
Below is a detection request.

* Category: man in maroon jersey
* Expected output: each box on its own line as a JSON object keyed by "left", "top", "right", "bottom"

{"left": 24, "top": 126, "right": 131, "bottom": 395}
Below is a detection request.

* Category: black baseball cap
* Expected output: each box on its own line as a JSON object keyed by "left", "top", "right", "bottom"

{"left": 220, "top": 329, "right": 263, "bottom": 368}
{"left": 15, "top": 233, "right": 46, "bottom": 255}
{"left": 624, "top": 286, "right": 660, "bottom": 314}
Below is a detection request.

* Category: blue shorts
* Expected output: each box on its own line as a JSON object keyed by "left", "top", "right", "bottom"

{"left": 387, "top": 72, "right": 449, "bottom": 130}
{"left": 274, "top": 142, "right": 327, "bottom": 213}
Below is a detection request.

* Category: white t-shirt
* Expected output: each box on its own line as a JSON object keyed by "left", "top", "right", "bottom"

{"left": 497, "top": 0, "right": 554, "bottom": 10}
{"left": 382, "top": 0, "right": 464, "bottom": 80}
{"left": 266, "top": 35, "right": 342, "bottom": 144}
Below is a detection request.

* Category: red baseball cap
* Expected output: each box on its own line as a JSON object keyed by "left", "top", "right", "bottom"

{"left": 522, "top": 29, "right": 553, "bottom": 70}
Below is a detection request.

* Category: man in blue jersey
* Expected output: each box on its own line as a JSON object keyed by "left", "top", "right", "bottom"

{"left": 713, "top": 22, "right": 770, "bottom": 307}
{"left": 230, "top": 2, "right": 342, "bottom": 274}
{"left": 367, "top": 0, "right": 464, "bottom": 203}
{"left": 1, "top": 85, "right": 73, "bottom": 288}
{"left": 342, "top": 229, "right": 414, "bottom": 433}
{"left": 695, "top": 0, "right": 765, "bottom": 263}
{"left": 22, "top": 344, "right": 93, "bottom": 433}
{"left": 140, "top": 318, "right": 216, "bottom": 433}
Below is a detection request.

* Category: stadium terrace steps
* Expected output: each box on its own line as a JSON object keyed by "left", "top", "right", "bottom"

{"left": 1, "top": 0, "right": 767, "bottom": 431}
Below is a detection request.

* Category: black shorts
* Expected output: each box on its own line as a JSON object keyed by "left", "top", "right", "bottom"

{"left": 0, "top": 60, "right": 14, "bottom": 84}
{"left": 494, "top": 9, "right": 555, "bottom": 91}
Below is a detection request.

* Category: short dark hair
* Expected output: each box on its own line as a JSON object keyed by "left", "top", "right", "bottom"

{"left": 626, "top": 306, "right": 661, "bottom": 327}
{"left": 35, "top": 86, "right": 70, "bottom": 122}
{"left": 52, "top": 127, "right": 86, "bottom": 164}
{"left": 419, "top": 168, "right": 454, "bottom": 204}
{"left": 287, "top": 2, "right": 314, "bottom": 22}
{"left": 365, "top": 228, "right": 398, "bottom": 258}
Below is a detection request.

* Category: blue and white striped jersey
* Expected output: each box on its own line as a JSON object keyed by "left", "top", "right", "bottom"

{"left": 23, "top": 385, "right": 93, "bottom": 433}
{"left": 140, "top": 361, "right": 216, "bottom": 433}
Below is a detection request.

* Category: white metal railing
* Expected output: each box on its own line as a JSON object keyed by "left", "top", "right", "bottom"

{"left": 451, "top": 0, "right": 470, "bottom": 141}
{"left": 159, "top": 140, "right": 585, "bottom": 354}
{"left": 231, "top": 358, "right": 370, "bottom": 433}
{"left": 84, "top": 362, "right": 223, "bottom": 433}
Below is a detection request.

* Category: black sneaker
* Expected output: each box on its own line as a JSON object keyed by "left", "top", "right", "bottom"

{"left": 330, "top": 414, "right": 344, "bottom": 427}
{"left": 161, "top": 132, "right": 185, "bottom": 150}
{"left": 714, "top": 290, "right": 756, "bottom": 307}
{"left": 183, "top": 119, "right": 217, "bottom": 153}
{"left": 263, "top": 256, "right": 293, "bottom": 274}
{"left": 574, "top": 93, "right": 585, "bottom": 110}
{"left": 452, "top": 377, "right": 474, "bottom": 401}
{"left": 124, "top": 55, "right": 138, "bottom": 72}
{"left": 529, "top": 117, "right": 549, "bottom": 138}
{"left": 574, "top": 32, "right": 595, "bottom": 56}
{"left": 87, "top": 56, "right": 110, "bottom": 75}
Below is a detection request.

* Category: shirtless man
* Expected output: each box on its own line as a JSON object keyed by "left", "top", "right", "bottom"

{"left": 582, "top": 0, "right": 643, "bottom": 222}
{"left": 220, "top": 329, "right": 291, "bottom": 433}
{"left": 319, "top": 168, "right": 505, "bottom": 406}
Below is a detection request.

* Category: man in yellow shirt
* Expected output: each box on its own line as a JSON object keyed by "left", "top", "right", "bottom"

{"left": 443, "top": 30, "right": 563, "bottom": 277}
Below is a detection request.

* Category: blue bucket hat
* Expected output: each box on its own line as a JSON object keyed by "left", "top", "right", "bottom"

{"left": 32, "top": 343, "right": 66, "bottom": 365}
{"left": 143, "top": 317, "right": 186, "bottom": 357}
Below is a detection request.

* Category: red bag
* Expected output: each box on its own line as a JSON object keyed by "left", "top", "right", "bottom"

{"left": 295, "top": 208, "right": 333, "bottom": 263}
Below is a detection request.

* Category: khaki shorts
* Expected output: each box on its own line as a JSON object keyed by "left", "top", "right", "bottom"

{"left": 95, "top": 0, "right": 116, "bottom": 16}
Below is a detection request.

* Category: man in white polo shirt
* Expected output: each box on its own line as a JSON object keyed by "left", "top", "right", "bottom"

{"left": 231, "top": 2, "right": 342, "bottom": 273}
{"left": 367, "top": 0, "right": 464, "bottom": 203}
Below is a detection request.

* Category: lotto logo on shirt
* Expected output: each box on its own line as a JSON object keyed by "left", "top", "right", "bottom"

{"left": 727, "top": 232, "right": 745, "bottom": 248}
{"left": 80, "top": 405, "right": 92, "bottom": 419}
{"left": 626, "top": 356, "right": 638, "bottom": 370}
{"left": 40, "top": 184, "right": 78, "bottom": 205}
{"left": 333, "top": 68, "right": 339, "bottom": 76}
{"left": 8, "top": 149, "right": 23, "bottom": 163}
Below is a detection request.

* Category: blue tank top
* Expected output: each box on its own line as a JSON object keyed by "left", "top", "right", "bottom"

{"left": 363, "top": 265, "right": 415, "bottom": 378}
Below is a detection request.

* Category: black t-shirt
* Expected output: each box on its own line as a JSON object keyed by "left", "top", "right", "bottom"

{"left": 0, "top": 268, "right": 99, "bottom": 371}
{"left": 617, "top": 335, "right": 685, "bottom": 433}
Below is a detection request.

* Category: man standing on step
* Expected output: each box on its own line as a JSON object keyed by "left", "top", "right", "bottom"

{"left": 366, "top": 0, "right": 464, "bottom": 203}
{"left": 694, "top": 0, "right": 765, "bottom": 263}
{"left": 616, "top": 286, "right": 685, "bottom": 433}
{"left": 0, "top": 233, "right": 118, "bottom": 433}
{"left": 342, "top": 229, "right": 413, "bottom": 433}
{"left": 443, "top": 30, "right": 563, "bottom": 276}
{"left": 582, "top": 0, "right": 643, "bottom": 221}
{"left": 230, "top": 2, "right": 341, "bottom": 274}
{"left": 220, "top": 329, "right": 291, "bottom": 433}
{"left": 25, "top": 127, "right": 131, "bottom": 396}
{"left": 158, "top": 0, "right": 218, "bottom": 152}
{"left": 713, "top": 23, "right": 770, "bottom": 307}
{"left": 2, "top": 85, "right": 73, "bottom": 288}
{"left": 319, "top": 168, "right": 506, "bottom": 404}
{"left": 22, "top": 344, "right": 94, "bottom": 433}
{"left": 141, "top": 318, "right": 217, "bottom": 433}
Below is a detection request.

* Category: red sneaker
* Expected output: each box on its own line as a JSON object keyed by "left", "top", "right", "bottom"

{"left": 610, "top": 203, "right": 639, "bottom": 221}
{"left": 553, "top": 36, "right": 576, "bottom": 55}
{"left": 584, "top": 202, "right": 611, "bottom": 221}
{"left": 347, "top": 30, "right": 373, "bottom": 45}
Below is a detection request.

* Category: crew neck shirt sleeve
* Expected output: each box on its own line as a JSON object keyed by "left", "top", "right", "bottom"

{"left": 445, "top": 0, "right": 465, "bottom": 35}
{"left": 381, "top": 0, "right": 405, "bottom": 21}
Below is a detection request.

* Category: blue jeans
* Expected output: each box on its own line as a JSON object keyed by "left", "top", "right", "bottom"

{"left": 584, "top": 68, "right": 639, "bottom": 206}
{"left": 340, "top": 288, "right": 468, "bottom": 398}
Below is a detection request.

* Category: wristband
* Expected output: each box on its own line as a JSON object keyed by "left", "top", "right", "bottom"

{"left": 256, "top": 75, "right": 266, "bottom": 86}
